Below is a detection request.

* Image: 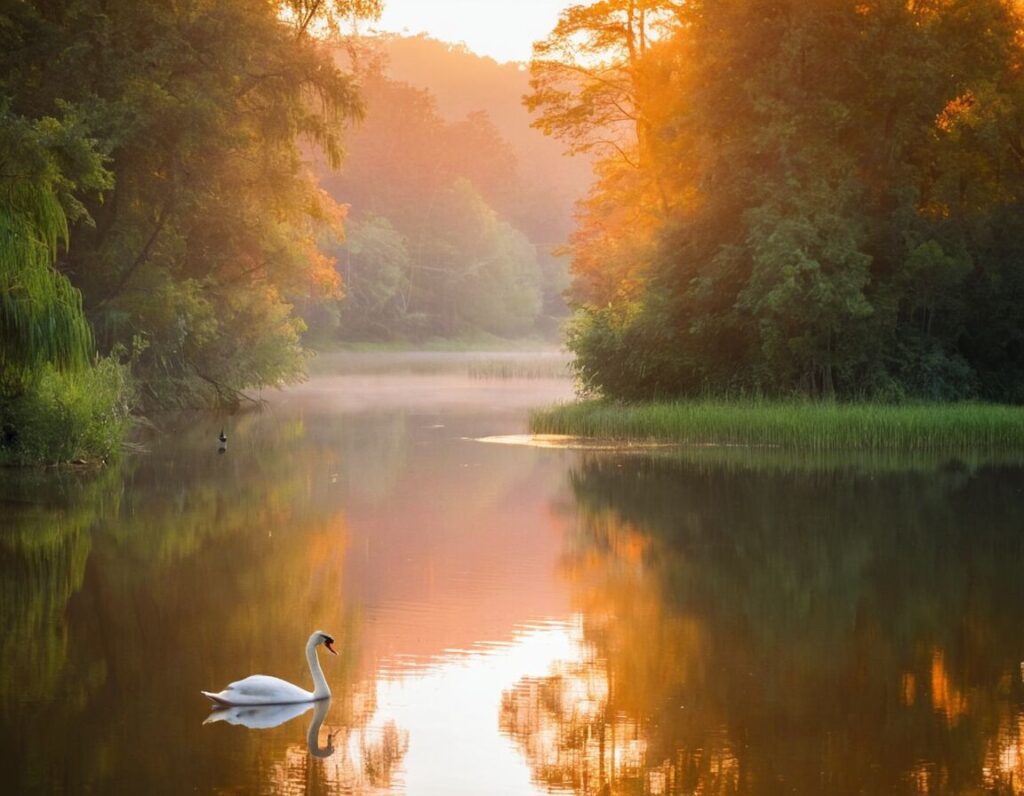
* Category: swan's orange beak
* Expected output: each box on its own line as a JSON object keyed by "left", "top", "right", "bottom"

{"left": 325, "top": 640, "right": 337, "bottom": 655}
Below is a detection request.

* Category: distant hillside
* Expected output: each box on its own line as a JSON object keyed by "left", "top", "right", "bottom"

{"left": 308, "top": 34, "right": 594, "bottom": 341}
{"left": 363, "top": 34, "right": 593, "bottom": 246}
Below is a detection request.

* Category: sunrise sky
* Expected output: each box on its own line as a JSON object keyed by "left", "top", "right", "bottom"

{"left": 371, "top": 0, "right": 571, "bottom": 63}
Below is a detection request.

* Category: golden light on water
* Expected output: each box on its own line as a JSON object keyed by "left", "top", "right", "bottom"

{"left": 930, "top": 649, "right": 968, "bottom": 726}
{"left": 982, "top": 713, "right": 1024, "bottom": 794}
{"left": 358, "top": 619, "right": 584, "bottom": 793}
{"left": 259, "top": 612, "right": 719, "bottom": 794}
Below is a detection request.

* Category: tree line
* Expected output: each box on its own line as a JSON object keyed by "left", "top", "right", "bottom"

{"left": 532, "top": 0, "right": 1024, "bottom": 402}
{"left": 311, "top": 60, "right": 560, "bottom": 341}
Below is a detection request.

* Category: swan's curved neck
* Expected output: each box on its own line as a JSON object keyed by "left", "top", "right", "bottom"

{"left": 306, "top": 637, "right": 330, "bottom": 700}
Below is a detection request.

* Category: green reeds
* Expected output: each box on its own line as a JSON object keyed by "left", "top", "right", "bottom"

{"left": 529, "top": 399, "right": 1024, "bottom": 451}
{"left": 466, "top": 357, "right": 571, "bottom": 380}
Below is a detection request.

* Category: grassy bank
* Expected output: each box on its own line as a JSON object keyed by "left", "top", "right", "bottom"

{"left": 529, "top": 399, "right": 1024, "bottom": 451}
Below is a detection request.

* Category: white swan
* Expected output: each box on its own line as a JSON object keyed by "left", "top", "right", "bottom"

{"left": 201, "top": 630, "right": 336, "bottom": 705}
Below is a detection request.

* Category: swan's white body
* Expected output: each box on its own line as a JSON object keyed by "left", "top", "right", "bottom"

{"left": 202, "top": 630, "right": 335, "bottom": 706}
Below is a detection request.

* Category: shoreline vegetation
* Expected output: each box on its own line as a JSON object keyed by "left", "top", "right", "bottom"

{"left": 529, "top": 399, "right": 1024, "bottom": 452}
{"left": 529, "top": 2, "right": 1024, "bottom": 407}
{"left": 0, "top": 357, "right": 134, "bottom": 468}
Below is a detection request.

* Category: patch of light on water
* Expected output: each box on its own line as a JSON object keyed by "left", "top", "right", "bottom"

{"left": 351, "top": 617, "right": 586, "bottom": 795}
{"left": 475, "top": 434, "right": 681, "bottom": 451}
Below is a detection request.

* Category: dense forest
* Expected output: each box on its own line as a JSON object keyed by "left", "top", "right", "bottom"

{"left": 538, "top": 0, "right": 1024, "bottom": 402}
{"left": 310, "top": 34, "right": 584, "bottom": 342}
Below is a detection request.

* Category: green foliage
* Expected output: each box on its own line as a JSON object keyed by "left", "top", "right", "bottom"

{"left": 0, "top": 0, "right": 373, "bottom": 409}
{"left": 0, "top": 108, "right": 109, "bottom": 384}
{"left": 564, "top": 294, "right": 696, "bottom": 399}
{"left": 530, "top": 398, "right": 1024, "bottom": 451}
{"left": 418, "top": 180, "right": 542, "bottom": 337}
{"left": 324, "top": 215, "right": 412, "bottom": 339}
{"left": 0, "top": 355, "right": 133, "bottom": 465}
{"left": 317, "top": 69, "right": 549, "bottom": 341}
{"left": 0, "top": 103, "right": 133, "bottom": 465}
{"left": 542, "top": 0, "right": 1024, "bottom": 402}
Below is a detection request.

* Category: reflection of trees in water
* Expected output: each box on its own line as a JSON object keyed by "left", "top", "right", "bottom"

{"left": 502, "top": 455, "right": 1024, "bottom": 795}
{"left": 269, "top": 713, "right": 409, "bottom": 795}
{"left": 334, "top": 411, "right": 409, "bottom": 505}
{"left": 0, "top": 411, "right": 410, "bottom": 792}
{"left": 277, "top": 680, "right": 409, "bottom": 793}
{"left": 0, "top": 469, "right": 115, "bottom": 712}
{"left": 359, "top": 720, "right": 409, "bottom": 787}
{"left": 500, "top": 659, "right": 653, "bottom": 794}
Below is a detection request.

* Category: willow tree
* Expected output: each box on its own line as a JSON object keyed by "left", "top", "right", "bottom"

{"left": 0, "top": 111, "right": 109, "bottom": 390}
{"left": 1, "top": 0, "right": 379, "bottom": 408}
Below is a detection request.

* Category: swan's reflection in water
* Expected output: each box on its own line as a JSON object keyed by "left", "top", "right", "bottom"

{"left": 204, "top": 698, "right": 335, "bottom": 758}
{"left": 203, "top": 695, "right": 410, "bottom": 789}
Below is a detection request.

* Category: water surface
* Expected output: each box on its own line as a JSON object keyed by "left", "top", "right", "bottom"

{"left": 2, "top": 356, "right": 1024, "bottom": 794}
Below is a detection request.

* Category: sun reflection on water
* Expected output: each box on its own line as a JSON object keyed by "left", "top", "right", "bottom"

{"left": 334, "top": 618, "right": 585, "bottom": 794}
{"left": 982, "top": 713, "right": 1024, "bottom": 794}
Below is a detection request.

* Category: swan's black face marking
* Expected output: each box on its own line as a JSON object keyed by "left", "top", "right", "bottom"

{"left": 321, "top": 634, "right": 337, "bottom": 655}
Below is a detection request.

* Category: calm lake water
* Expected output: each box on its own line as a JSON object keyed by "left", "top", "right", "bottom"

{"left": 3, "top": 353, "right": 1024, "bottom": 795}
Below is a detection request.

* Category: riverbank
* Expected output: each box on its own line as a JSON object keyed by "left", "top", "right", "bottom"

{"left": 529, "top": 399, "right": 1024, "bottom": 451}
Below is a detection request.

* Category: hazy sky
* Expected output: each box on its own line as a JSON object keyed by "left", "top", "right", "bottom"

{"left": 371, "top": 0, "right": 571, "bottom": 63}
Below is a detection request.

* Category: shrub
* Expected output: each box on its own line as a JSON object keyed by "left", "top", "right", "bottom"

{"left": 0, "top": 356, "right": 134, "bottom": 465}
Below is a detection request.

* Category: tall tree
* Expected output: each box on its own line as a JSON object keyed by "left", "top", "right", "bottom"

{"left": 526, "top": 1, "right": 683, "bottom": 310}
{"left": 0, "top": 0, "right": 377, "bottom": 407}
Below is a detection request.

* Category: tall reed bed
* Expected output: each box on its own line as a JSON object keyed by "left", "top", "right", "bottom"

{"left": 529, "top": 400, "right": 1024, "bottom": 451}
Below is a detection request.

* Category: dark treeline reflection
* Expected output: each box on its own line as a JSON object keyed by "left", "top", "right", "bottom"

{"left": 502, "top": 455, "right": 1024, "bottom": 795}
{"left": 0, "top": 411, "right": 408, "bottom": 793}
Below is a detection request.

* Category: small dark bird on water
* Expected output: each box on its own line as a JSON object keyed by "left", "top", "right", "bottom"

{"left": 218, "top": 429, "right": 228, "bottom": 453}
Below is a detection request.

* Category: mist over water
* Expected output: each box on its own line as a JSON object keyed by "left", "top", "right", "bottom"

{"left": 2, "top": 354, "right": 1023, "bottom": 794}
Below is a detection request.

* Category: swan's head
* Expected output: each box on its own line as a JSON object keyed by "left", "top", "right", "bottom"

{"left": 313, "top": 630, "right": 337, "bottom": 655}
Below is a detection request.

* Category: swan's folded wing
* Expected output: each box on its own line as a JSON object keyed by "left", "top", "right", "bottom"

{"left": 223, "top": 675, "right": 291, "bottom": 694}
{"left": 216, "top": 675, "right": 313, "bottom": 704}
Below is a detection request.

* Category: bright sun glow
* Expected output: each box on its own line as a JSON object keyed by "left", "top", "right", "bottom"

{"left": 371, "top": 0, "right": 572, "bottom": 63}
